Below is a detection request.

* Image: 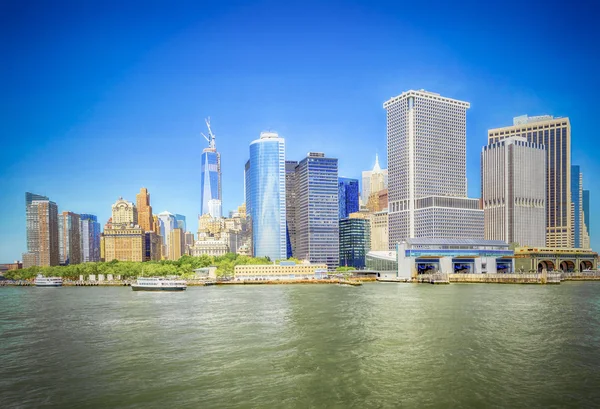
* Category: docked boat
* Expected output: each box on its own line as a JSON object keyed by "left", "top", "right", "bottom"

{"left": 131, "top": 277, "right": 187, "bottom": 291}
{"left": 34, "top": 274, "right": 63, "bottom": 287}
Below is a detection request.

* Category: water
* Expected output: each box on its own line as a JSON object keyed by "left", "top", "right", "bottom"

{"left": 1, "top": 283, "right": 599, "bottom": 408}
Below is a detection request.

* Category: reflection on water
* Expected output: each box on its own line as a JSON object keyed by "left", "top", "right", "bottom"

{"left": 1, "top": 283, "right": 599, "bottom": 408}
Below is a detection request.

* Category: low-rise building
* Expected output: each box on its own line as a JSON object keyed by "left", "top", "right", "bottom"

{"left": 513, "top": 247, "right": 598, "bottom": 272}
{"left": 234, "top": 261, "right": 328, "bottom": 281}
{"left": 189, "top": 238, "right": 229, "bottom": 257}
{"left": 397, "top": 238, "right": 514, "bottom": 279}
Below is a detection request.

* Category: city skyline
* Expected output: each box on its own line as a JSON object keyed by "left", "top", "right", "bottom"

{"left": 2, "top": 1, "right": 599, "bottom": 261}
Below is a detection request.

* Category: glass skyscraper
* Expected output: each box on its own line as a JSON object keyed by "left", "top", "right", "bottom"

{"left": 247, "top": 132, "right": 287, "bottom": 261}
{"left": 338, "top": 177, "right": 359, "bottom": 219}
{"left": 174, "top": 214, "right": 186, "bottom": 232}
{"left": 80, "top": 214, "right": 101, "bottom": 262}
{"left": 295, "top": 152, "right": 339, "bottom": 269}
{"left": 339, "top": 217, "right": 370, "bottom": 269}
{"left": 571, "top": 165, "right": 582, "bottom": 248}
{"left": 200, "top": 148, "right": 221, "bottom": 218}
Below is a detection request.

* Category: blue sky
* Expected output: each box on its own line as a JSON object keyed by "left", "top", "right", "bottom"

{"left": 1, "top": 0, "right": 599, "bottom": 261}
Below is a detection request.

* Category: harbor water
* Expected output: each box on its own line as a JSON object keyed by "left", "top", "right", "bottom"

{"left": 1, "top": 283, "right": 599, "bottom": 408}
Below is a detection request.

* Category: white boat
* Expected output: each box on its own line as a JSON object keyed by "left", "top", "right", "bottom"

{"left": 34, "top": 274, "right": 63, "bottom": 287}
{"left": 131, "top": 277, "right": 187, "bottom": 291}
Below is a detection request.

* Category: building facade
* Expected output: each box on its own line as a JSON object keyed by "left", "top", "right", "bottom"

{"left": 102, "top": 225, "right": 146, "bottom": 262}
{"left": 58, "top": 211, "right": 81, "bottom": 265}
{"left": 145, "top": 231, "right": 162, "bottom": 261}
{"left": 488, "top": 115, "right": 572, "bottom": 248}
{"left": 571, "top": 165, "right": 590, "bottom": 249}
{"left": 482, "top": 137, "right": 546, "bottom": 247}
{"left": 136, "top": 187, "right": 153, "bottom": 232}
{"left": 583, "top": 190, "right": 590, "bottom": 249}
{"left": 111, "top": 198, "right": 137, "bottom": 227}
{"left": 295, "top": 152, "right": 339, "bottom": 269}
{"left": 234, "top": 261, "right": 328, "bottom": 281}
{"left": 189, "top": 238, "right": 229, "bottom": 256}
{"left": 80, "top": 214, "right": 101, "bottom": 262}
{"left": 339, "top": 216, "right": 370, "bottom": 269}
{"left": 384, "top": 90, "right": 483, "bottom": 248}
{"left": 285, "top": 160, "right": 298, "bottom": 258}
{"left": 338, "top": 177, "right": 359, "bottom": 219}
{"left": 247, "top": 132, "right": 287, "bottom": 261}
{"left": 169, "top": 228, "right": 185, "bottom": 260}
{"left": 361, "top": 154, "right": 388, "bottom": 205}
{"left": 157, "top": 211, "right": 177, "bottom": 259}
{"left": 174, "top": 214, "right": 186, "bottom": 231}
{"left": 24, "top": 193, "right": 59, "bottom": 267}
{"left": 370, "top": 209, "right": 389, "bottom": 251}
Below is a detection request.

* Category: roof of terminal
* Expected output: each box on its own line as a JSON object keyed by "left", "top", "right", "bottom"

{"left": 403, "top": 238, "right": 508, "bottom": 247}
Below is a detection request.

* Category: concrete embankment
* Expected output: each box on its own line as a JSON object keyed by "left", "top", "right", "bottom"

{"left": 217, "top": 279, "right": 363, "bottom": 286}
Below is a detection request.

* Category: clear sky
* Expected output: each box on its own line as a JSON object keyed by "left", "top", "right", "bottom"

{"left": 1, "top": 0, "right": 599, "bottom": 261}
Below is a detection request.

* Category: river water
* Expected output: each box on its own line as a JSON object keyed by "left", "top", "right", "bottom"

{"left": 1, "top": 283, "right": 599, "bottom": 408}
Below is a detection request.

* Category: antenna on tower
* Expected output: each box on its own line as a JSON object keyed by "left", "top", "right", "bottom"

{"left": 200, "top": 117, "right": 216, "bottom": 149}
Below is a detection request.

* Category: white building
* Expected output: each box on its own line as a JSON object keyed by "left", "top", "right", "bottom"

{"left": 157, "top": 211, "right": 176, "bottom": 258}
{"left": 189, "top": 238, "right": 229, "bottom": 257}
{"left": 361, "top": 154, "right": 388, "bottom": 205}
{"left": 207, "top": 199, "right": 222, "bottom": 219}
{"left": 482, "top": 136, "right": 546, "bottom": 247}
{"left": 383, "top": 89, "right": 484, "bottom": 247}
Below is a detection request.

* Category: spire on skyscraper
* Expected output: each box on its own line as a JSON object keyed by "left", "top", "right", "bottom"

{"left": 373, "top": 153, "right": 382, "bottom": 173}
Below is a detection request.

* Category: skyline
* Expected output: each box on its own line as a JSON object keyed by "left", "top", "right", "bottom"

{"left": 2, "top": 1, "right": 599, "bottom": 261}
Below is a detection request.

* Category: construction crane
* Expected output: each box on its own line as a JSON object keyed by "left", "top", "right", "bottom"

{"left": 200, "top": 117, "right": 216, "bottom": 149}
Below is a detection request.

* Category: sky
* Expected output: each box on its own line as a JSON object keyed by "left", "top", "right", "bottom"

{"left": 1, "top": 0, "right": 599, "bottom": 261}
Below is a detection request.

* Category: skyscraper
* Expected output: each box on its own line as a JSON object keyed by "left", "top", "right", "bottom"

{"left": 207, "top": 200, "right": 222, "bottom": 219}
{"left": 583, "top": 190, "right": 591, "bottom": 249}
{"left": 488, "top": 115, "right": 572, "bottom": 248}
{"left": 361, "top": 154, "right": 388, "bottom": 205}
{"left": 571, "top": 165, "right": 590, "bottom": 249}
{"left": 384, "top": 90, "right": 483, "bottom": 247}
{"left": 295, "top": 152, "right": 339, "bottom": 269}
{"left": 482, "top": 137, "right": 546, "bottom": 247}
{"left": 58, "top": 211, "right": 81, "bottom": 265}
{"left": 80, "top": 214, "right": 101, "bottom": 262}
{"left": 136, "top": 187, "right": 153, "bottom": 232}
{"left": 169, "top": 228, "right": 185, "bottom": 260}
{"left": 339, "top": 214, "right": 370, "bottom": 269}
{"left": 247, "top": 132, "right": 286, "bottom": 261}
{"left": 102, "top": 198, "right": 145, "bottom": 262}
{"left": 338, "top": 177, "right": 359, "bottom": 219}
{"left": 200, "top": 118, "right": 222, "bottom": 217}
{"left": 285, "top": 160, "right": 298, "bottom": 258}
{"left": 174, "top": 214, "right": 187, "bottom": 231}
{"left": 111, "top": 198, "right": 137, "bottom": 226}
{"left": 157, "top": 211, "right": 177, "bottom": 259}
{"left": 23, "top": 193, "right": 59, "bottom": 267}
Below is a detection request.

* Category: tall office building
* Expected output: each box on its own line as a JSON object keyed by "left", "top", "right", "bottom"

{"left": 112, "top": 198, "right": 137, "bottom": 227}
{"left": 80, "top": 214, "right": 101, "bottom": 262}
{"left": 488, "top": 115, "right": 572, "bottom": 248}
{"left": 152, "top": 215, "right": 161, "bottom": 236}
{"left": 157, "top": 211, "right": 177, "bottom": 259}
{"left": 583, "top": 190, "right": 591, "bottom": 249}
{"left": 136, "top": 188, "right": 153, "bottom": 232}
{"left": 58, "top": 211, "right": 81, "bottom": 265}
{"left": 247, "top": 132, "right": 287, "bottom": 261}
{"left": 169, "top": 228, "right": 185, "bottom": 260}
{"left": 370, "top": 210, "right": 389, "bottom": 251}
{"left": 174, "top": 214, "right": 187, "bottom": 231}
{"left": 285, "top": 161, "right": 298, "bottom": 258}
{"left": 361, "top": 154, "right": 388, "bottom": 205}
{"left": 571, "top": 165, "right": 590, "bottom": 248}
{"left": 23, "top": 192, "right": 59, "bottom": 267}
{"left": 200, "top": 118, "right": 222, "bottom": 217}
{"left": 295, "top": 152, "right": 339, "bottom": 269}
{"left": 339, "top": 214, "right": 370, "bottom": 269}
{"left": 384, "top": 90, "right": 483, "bottom": 248}
{"left": 482, "top": 137, "right": 546, "bottom": 246}
{"left": 338, "top": 177, "right": 359, "bottom": 219}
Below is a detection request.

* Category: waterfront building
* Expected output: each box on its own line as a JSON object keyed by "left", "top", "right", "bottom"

{"left": 112, "top": 198, "right": 137, "bottom": 227}
{"left": 361, "top": 154, "right": 388, "bottom": 205}
{"left": 366, "top": 250, "right": 398, "bottom": 278}
{"left": 370, "top": 209, "right": 389, "bottom": 251}
{"left": 174, "top": 214, "right": 186, "bottom": 231}
{"left": 481, "top": 137, "right": 546, "bottom": 247}
{"left": 169, "top": 228, "right": 185, "bottom": 260}
{"left": 488, "top": 115, "right": 572, "bottom": 248}
{"left": 80, "top": 214, "right": 101, "bottom": 262}
{"left": 200, "top": 118, "right": 222, "bottom": 217}
{"left": 295, "top": 152, "right": 339, "bottom": 269}
{"left": 157, "top": 211, "right": 177, "bottom": 259}
{"left": 23, "top": 192, "right": 59, "bottom": 267}
{"left": 145, "top": 231, "right": 162, "bottom": 261}
{"left": 189, "top": 237, "right": 229, "bottom": 256}
{"left": 0, "top": 262, "right": 22, "bottom": 275}
{"left": 384, "top": 89, "right": 483, "bottom": 247}
{"left": 285, "top": 160, "right": 298, "bottom": 258}
{"left": 247, "top": 132, "right": 287, "bottom": 261}
{"left": 397, "top": 238, "right": 514, "bottom": 279}
{"left": 583, "top": 190, "right": 591, "bottom": 249}
{"left": 102, "top": 225, "right": 146, "bottom": 262}
{"left": 136, "top": 188, "right": 153, "bottom": 232}
{"left": 338, "top": 177, "right": 359, "bottom": 219}
{"left": 58, "top": 211, "right": 81, "bottom": 265}
{"left": 513, "top": 247, "right": 597, "bottom": 272}
{"left": 234, "top": 261, "right": 328, "bottom": 281}
{"left": 339, "top": 215, "right": 370, "bottom": 269}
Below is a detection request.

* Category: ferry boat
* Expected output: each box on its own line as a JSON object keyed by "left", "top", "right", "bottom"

{"left": 34, "top": 274, "right": 63, "bottom": 287}
{"left": 131, "top": 277, "right": 187, "bottom": 291}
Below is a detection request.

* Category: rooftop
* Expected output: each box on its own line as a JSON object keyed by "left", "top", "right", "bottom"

{"left": 402, "top": 238, "right": 509, "bottom": 247}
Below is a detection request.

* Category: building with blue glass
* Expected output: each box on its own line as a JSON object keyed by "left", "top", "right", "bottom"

{"left": 338, "top": 177, "right": 359, "bottom": 219}
{"left": 339, "top": 216, "right": 370, "bottom": 269}
{"left": 583, "top": 189, "right": 590, "bottom": 246}
{"left": 174, "top": 214, "right": 186, "bottom": 231}
{"left": 247, "top": 132, "right": 287, "bottom": 261}
{"left": 200, "top": 148, "right": 221, "bottom": 217}
{"left": 80, "top": 214, "right": 101, "bottom": 262}
{"left": 295, "top": 152, "right": 339, "bottom": 269}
